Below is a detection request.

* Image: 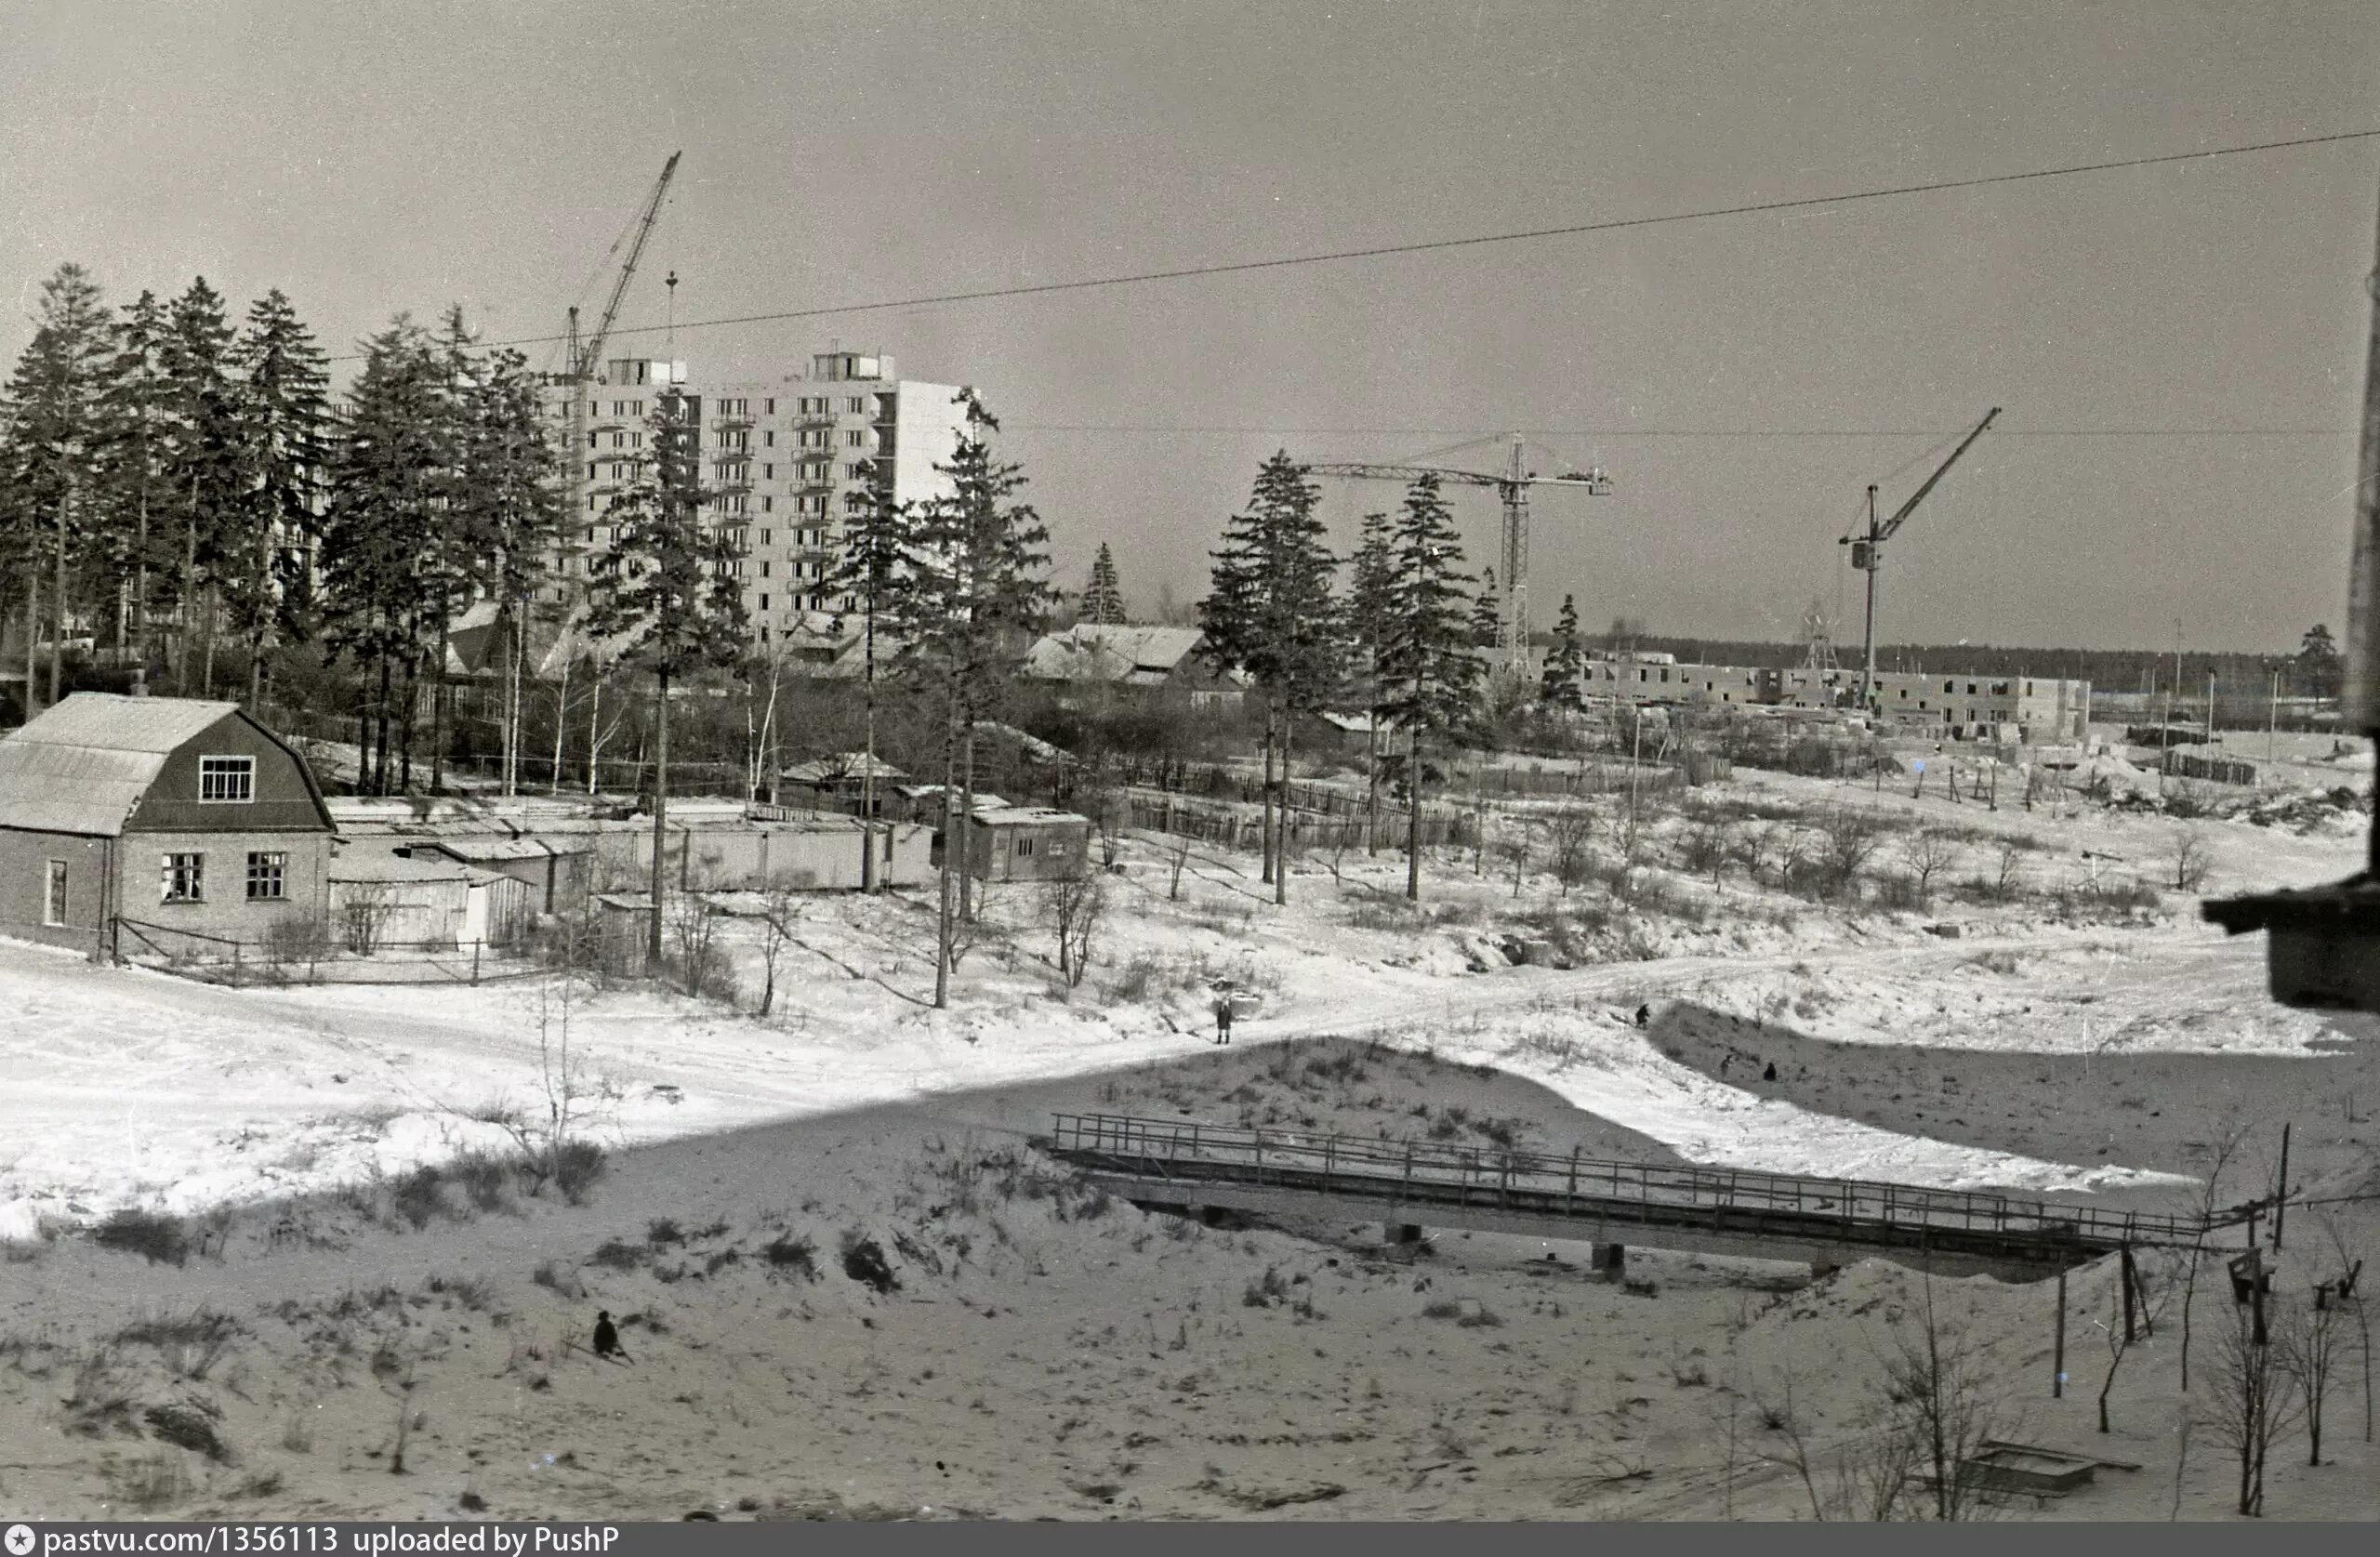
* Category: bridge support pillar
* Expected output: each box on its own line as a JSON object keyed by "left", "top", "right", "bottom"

{"left": 1592, "top": 1243, "right": 1626, "bottom": 1282}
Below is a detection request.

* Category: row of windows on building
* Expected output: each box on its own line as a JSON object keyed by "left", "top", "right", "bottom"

{"left": 584, "top": 394, "right": 876, "bottom": 419}
{"left": 39, "top": 850, "right": 287, "bottom": 927}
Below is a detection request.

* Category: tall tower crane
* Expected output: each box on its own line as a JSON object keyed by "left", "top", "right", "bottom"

{"left": 1312, "top": 433, "right": 1612, "bottom": 675}
{"left": 1838, "top": 405, "right": 2001, "bottom": 716}
{"left": 562, "top": 152, "right": 682, "bottom": 531}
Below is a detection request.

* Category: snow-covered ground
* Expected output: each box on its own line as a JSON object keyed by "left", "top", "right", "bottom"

{"left": 2, "top": 765, "right": 2367, "bottom": 1241}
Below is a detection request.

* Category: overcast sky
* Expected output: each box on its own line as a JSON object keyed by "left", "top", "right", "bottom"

{"left": 5, "top": 0, "right": 2376, "bottom": 653}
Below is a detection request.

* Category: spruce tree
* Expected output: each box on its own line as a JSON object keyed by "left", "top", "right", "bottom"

{"left": 584, "top": 386, "right": 749, "bottom": 964}
{"left": 99, "top": 291, "right": 175, "bottom": 670}
{"left": 825, "top": 484, "right": 917, "bottom": 889}
{"left": 1198, "top": 451, "right": 1341, "bottom": 902}
{"left": 1378, "top": 472, "right": 1481, "bottom": 901}
{"left": 1540, "top": 592, "right": 1586, "bottom": 710}
{"left": 1, "top": 263, "right": 113, "bottom": 710}
{"left": 321, "top": 317, "right": 449, "bottom": 793}
{"left": 230, "top": 288, "right": 331, "bottom": 706}
{"left": 1345, "top": 509, "right": 1397, "bottom": 854}
{"left": 1080, "top": 542, "right": 1127, "bottom": 625}
{"left": 161, "top": 277, "right": 247, "bottom": 694}
{"left": 450, "top": 341, "right": 562, "bottom": 796}
{"left": 1469, "top": 566, "right": 1502, "bottom": 651}
{"left": 877, "top": 390, "right": 1055, "bottom": 1006}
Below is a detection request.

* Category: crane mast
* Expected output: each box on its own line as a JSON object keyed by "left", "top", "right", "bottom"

{"left": 1840, "top": 405, "right": 2001, "bottom": 717}
{"left": 1312, "top": 435, "right": 1612, "bottom": 675}
{"left": 562, "top": 152, "right": 683, "bottom": 542}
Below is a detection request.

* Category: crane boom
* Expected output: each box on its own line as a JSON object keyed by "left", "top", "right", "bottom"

{"left": 1312, "top": 438, "right": 1612, "bottom": 674}
{"left": 1838, "top": 405, "right": 2001, "bottom": 718}
{"left": 576, "top": 152, "right": 681, "bottom": 381}
{"left": 562, "top": 152, "right": 682, "bottom": 580}
{"left": 1877, "top": 405, "right": 2002, "bottom": 544}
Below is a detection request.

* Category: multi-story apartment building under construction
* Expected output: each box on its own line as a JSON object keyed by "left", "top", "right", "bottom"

{"left": 543, "top": 349, "right": 968, "bottom": 653}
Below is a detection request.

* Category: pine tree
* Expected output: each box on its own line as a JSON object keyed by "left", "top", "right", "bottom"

{"left": 1080, "top": 542, "right": 1127, "bottom": 625}
{"left": 584, "top": 386, "right": 749, "bottom": 964}
{"left": 1, "top": 264, "right": 114, "bottom": 712}
{"left": 1378, "top": 472, "right": 1480, "bottom": 902}
{"left": 1540, "top": 592, "right": 1586, "bottom": 710}
{"left": 321, "top": 317, "right": 450, "bottom": 794}
{"left": 160, "top": 277, "right": 248, "bottom": 694}
{"left": 877, "top": 389, "right": 1055, "bottom": 1006}
{"left": 230, "top": 288, "right": 330, "bottom": 706}
{"left": 1468, "top": 565, "right": 1502, "bottom": 651}
{"left": 1345, "top": 509, "right": 1397, "bottom": 854}
{"left": 1198, "top": 451, "right": 1341, "bottom": 902}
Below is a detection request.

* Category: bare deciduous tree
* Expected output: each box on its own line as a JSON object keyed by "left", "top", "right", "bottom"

{"left": 1877, "top": 1281, "right": 2008, "bottom": 1522}
{"left": 1042, "top": 867, "right": 1107, "bottom": 988}
{"left": 754, "top": 889, "right": 801, "bottom": 1018}
{"left": 2200, "top": 1292, "right": 2303, "bottom": 1516}
{"left": 1546, "top": 804, "right": 1595, "bottom": 898}
{"left": 2279, "top": 1281, "right": 2349, "bottom": 1467}
{"left": 1818, "top": 808, "right": 1885, "bottom": 901}
{"left": 1900, "top": 828, "right": 1958, "bottom": 907}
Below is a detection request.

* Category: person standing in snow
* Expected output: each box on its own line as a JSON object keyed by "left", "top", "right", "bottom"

{"left": 1214, "top": 996, "right": 1235, "bottom": 1045}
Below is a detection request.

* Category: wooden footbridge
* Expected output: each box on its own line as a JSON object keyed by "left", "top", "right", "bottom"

{"left": 1033, "top": 1114, "right": 2252, "bottom": 1283}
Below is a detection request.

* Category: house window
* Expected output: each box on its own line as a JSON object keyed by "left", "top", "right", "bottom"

{"left": 45, "top": 861, "right": 67, "bottom": 926}
{"left": 199, "top": 756, "right": 256, "bottom": 803}
{"left": 847, "top": 396, "right": 866, "bottom": 413}
{"left": 1014, "top": 835, "right": 1036, "bottom": 857}
{"left": 843, "top": 430, "right": 866, "bottom": 447}
{"left": 162, "top": 852, "right": 204, "bottom": 903}
{"left": 246, "top": 851, "right": 286, "bottom": 902}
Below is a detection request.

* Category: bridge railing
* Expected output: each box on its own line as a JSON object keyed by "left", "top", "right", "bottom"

{"left": 1042, "top": 1113, "right": 2225, "bottom": 1248}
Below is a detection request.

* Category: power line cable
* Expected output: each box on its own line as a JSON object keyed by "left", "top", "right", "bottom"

{"left": 344, "top": 125, "right": 2380, "bottom": 363}
{"left": 998, "top": 424, "right": 2356, "bottom": 437}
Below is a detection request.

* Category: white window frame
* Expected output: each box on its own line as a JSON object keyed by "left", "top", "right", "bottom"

{"left": 162, "top": 852, "right": 205, "bottom": 904}
{"left": 44, "top": 860, "right": 67, "bottom": 926}
{"left": 198, "top": 755, "right": 256, "bottom": 803}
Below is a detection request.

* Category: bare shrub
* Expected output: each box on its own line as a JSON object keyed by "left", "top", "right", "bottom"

{"left": 2169, "top": 827, "right": 2214, "bottom": 893}
{"left": 338, "top": 882, "right": 396, "bottom": 957}
{"left": 838, "top": 1231, "right": 900, "bottom": 1294}
{"left": 664, "top": 897, "right": 736, "bottom": 1003}
{"left": 762, "top": 1234, "right": 819, "bottom": 1282}
{"left": 1817, "top": 808, "right": 1884, "bottom": 901}
{"left": 551, "top": 1141, "right": 606, "bottom": 1207}
{"left": 92, "top": 1208, "right": 190, "bottom": 1267}
{"left": 1544, "top": 805, "right": 1596, "bottom": 897}
{"left": 390, "top": 1167, "right": 447, "bottom": 1230}
{"left": 1899, "top": 829, "right": 1958, "bottom": 907}
{"left": 451, "top": 1151, "right": 511, "bottom": 1213}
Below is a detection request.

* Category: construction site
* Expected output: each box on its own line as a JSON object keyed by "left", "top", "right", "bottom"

{"left": 5, "top": 2, "right": 2380, "bottom": 1530}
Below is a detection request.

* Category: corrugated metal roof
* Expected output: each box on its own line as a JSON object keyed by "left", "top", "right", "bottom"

{"left": 328, "top": 847, "right": 475, "bottom": 883}
{"left": 0, "top": 693, "right": 245, "bottom": 837}
{"left": 7, "top": 693, "right": 241, "bottom": 755}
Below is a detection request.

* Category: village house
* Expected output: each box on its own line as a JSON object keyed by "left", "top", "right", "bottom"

{"left": 0, "top": 693, "right": 336, "bottom": 959}
{"left": 1019, "top": 623, "right": 1248, "bottom": 712}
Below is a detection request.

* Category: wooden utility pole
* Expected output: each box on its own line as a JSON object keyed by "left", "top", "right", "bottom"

{"left": 2350, "top": 160, "right": 2380, "bottom": 875}
{"left": 2272, "top": 1121, "right": 2291, "bottom": 1252}
{"left": 2054, "top": 1265, "right": 2069, "bottom": 1397}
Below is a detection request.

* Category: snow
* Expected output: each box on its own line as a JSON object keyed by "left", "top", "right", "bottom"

{"left": 3, "top": 768, "right": 2367, "bottom": 1240}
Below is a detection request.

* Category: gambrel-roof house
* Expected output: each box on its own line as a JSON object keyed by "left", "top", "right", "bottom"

{"left": 0, "top": 693, "right": 335, "bottom": 960}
